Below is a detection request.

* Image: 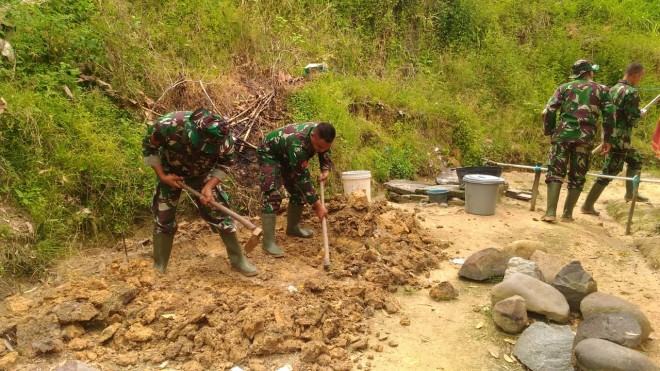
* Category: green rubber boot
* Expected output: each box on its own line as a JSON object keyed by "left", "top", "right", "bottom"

{"left": 561, "top": 188, "right": 582, "bottom": 221}
{"left": 286, "top": 203, "right": 313, "bottom": 238}
{"left": 220, "top": 232, "right": 258, "bottom": 277}
{"left": 581, "top": 182, "right": 607, "bottom": 216}
{"left": 262, "top": 213, "right": 285, "bottom": 258}
{"left": 541, "top": 182, "right": 562, "bottom": 223}
{"left": 624, "top": 168, "right": 649, "bottom": 202}
{"left": 153, "top": 231, "right": 174, "bottom": 273}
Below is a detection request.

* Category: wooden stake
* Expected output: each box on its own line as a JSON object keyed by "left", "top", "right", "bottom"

{"left": 530, "top": 170, "right": 541, "bottom": 211}
{"left": 625, "top": 171, "right": 641, "bottom": 235}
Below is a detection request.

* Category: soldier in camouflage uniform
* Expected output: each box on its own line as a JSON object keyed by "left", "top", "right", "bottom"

{"left": 142, "top": 108, "right": 257, "bottom": 276}
{"left": 541, "top": 60, "right": 616, "bottom": 222}
{"left": 257, "top": 122, "right": 335, "bottom": 257}
{"left": 582, "top": 63, "right": 649, "bottom": 215}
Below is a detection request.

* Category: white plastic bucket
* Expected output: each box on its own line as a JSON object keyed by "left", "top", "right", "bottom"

{"left": 341, "top": 170, "right": 372, "bottom": 202}
{"left": 464, "top": 174, "right": 505, "bottom": 215}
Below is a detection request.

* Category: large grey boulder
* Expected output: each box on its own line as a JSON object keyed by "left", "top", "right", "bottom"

{"left": 573, "top": 312, "right": 643, "bottom": 349}
{"left": 551, "top": 261, "right": 597, "bottom": 312}
{"left": 581, "top": 292, "right": 652, "bottom": 340}
{"left": 504, "top": 257, "right": 544, "bottom": 281}
{"left": 492, "top": 295, "right": 527, "bottom": 334}
{"left": 574, "top": 338, "right": 659, "bottom": 371}
{"left": 530, "top": 250, "right": 566, "bottom": 284}
{"left": 513, "top": 322, "right": 574, "bottom": 371}
{"left": 458, "top": 247, "right": 509, "bottom": 281}
{"left": 492, "top": 272, "right": 570, "bottom": 323}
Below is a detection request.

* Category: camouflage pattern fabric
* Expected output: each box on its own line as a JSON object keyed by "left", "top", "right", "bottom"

{"left": 609, "top": 80, "right": 641, "bottom": 151}
{"left": 257, "top": 123, "right": 333, "bottom": 214}
{"left": 542, "top": 79, "right": 616, "bottom": 145}
{"left": 142, "top": 109, "right": 236, "bottom": 234}
{"left": 545, "top": 142, "right": 592, "bottom": 190}
{"left": 142, "top": 109, "right": 234, "bottom": 180}
{"left": 151, "top": 176, "right": 236, "bottom": 234}
{"left": 595, "top": 149, "right": 643, "bottom": 186}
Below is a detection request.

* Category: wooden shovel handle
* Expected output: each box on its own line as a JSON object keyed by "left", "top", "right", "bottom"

{"left": 177, "top": 181, "right": 257, "bottom": 231}
{"left": 320, "top": 181, "right": 330, "bottom": 266}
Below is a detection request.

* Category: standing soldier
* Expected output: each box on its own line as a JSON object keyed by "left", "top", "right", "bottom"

{"left": 541, "top": 60, "right": 616, "bottom": 222}
{"left": 142, "top": 108, "right": 257, "bottom": 276}
{"left": 257, "top": 122, "right": 335, "bottom": 257}
{"left": 582, "top": 63, "right": 649, "bottom": 215}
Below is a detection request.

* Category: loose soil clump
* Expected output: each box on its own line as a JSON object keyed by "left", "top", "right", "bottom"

{"left": 0, "top": 192, "right": 448, "bottom": 370}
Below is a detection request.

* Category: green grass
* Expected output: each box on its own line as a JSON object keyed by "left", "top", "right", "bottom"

{"left": 1, "top": 0, "right": 659, "bottom": 274}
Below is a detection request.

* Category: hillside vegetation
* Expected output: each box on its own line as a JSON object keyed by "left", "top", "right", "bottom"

{"left": 1, "top": 0, "right": 659, "bottom": 274}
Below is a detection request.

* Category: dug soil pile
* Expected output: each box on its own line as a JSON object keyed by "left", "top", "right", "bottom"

{"left": 0, "top": 192, "right": 449, "bottom": 370}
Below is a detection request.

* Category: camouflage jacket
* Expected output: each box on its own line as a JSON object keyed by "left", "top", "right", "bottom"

{"left": 542, "top": 79, "right": 616, "bottom": 145}
{"left": 258, "top": 123, "right": 333, "bottom": 204}
{"left": 142, "top": 110, "right": 234, "bottom": 179}
{"left": 610, "top": 80, "right": 641, "bottom": 150}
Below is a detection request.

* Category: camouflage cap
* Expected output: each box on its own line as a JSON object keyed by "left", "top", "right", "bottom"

{"left": 190, "top": 108, "right": 229, "bottom": 139}
{"left": 570, "top": 59, "right": 600, "bottom": 79}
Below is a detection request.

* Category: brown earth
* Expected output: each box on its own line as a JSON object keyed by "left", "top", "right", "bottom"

{"left": 0, "top": 171, "right": 658, "bottom": 370}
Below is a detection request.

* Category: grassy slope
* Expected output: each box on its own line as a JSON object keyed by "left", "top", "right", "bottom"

{"left": 1, "top": 0, "right": 659, "bottom": 273}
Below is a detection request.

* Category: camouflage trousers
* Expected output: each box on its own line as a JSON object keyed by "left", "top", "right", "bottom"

{"left": 258, "top": 158, "right": 306, "bottom": 214}
{"left": 545, "top": 142, "right": 592, "bottom": 190}
{"left": 151, "top": 176, "right": 236, "bottom": 235}
{"left": 596, "top": 148, "right": 643, "bottom": 185}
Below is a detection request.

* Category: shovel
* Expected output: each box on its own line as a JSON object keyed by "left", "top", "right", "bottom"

{"left": 320, "top": 181, "right": 331, "bottom": 269}
{"left": 177, "top": 181, "right": 262, "bottom": 252}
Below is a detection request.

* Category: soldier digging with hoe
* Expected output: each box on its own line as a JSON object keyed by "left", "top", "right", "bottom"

{"left": 582, "top": 62, "right": 650, "bottom": 216}
{"left": 541, "top": 60, "right": 616, "bottom": 222}
{"left": 257, "top": 122, "right": 336, "bottom": 257}
{"left": 142, "top": 108, "right": 257, "bottom": 276}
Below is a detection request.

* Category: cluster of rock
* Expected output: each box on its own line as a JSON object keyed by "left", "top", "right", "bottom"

{"left": 458, "top": 242, "right": 658, "bottom": 371}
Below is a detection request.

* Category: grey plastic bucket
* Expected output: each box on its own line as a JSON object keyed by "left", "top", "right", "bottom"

{"left": 464, "top": 174, "right": 505, "bottom": 215}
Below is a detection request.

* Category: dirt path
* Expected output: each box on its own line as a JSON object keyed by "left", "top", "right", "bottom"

{"left": 368, "top": 171, "right": 659, "bottom": 370}
{"left": 0, "top": 171, "right": 658, "bottom": 370}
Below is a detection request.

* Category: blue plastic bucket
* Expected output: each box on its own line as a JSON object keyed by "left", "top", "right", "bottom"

{"left": 426, "top": 189, "right": 449, "bottom": 204}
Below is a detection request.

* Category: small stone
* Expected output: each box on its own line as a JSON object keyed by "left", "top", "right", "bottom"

{"left": 98, "top": 323, "right": 121, "bottom": 343}
{"left": 124, "top": 323, "right": 154, "bottom": 342}
{"left": 399, "top": 316, "right": 411, "bottom": 326}
{"left": 492, "top": 295, "right": 528, "bottom": 334}
{"left": 52, "top": 301, "right": 99, "bottom": 324}
{"left": 388, "top": 340, "right": 398, "bottom": 347}
{"left": 367, "top": 354, "right": 374, "bottom": 360}
{"left": 0, "top": 352, "right": 18, "bottom": 370}
{"left": 51, "top": 360, "right": 100, "bottom": 371}
{"left": 504, "top": 240, "right": 546, "bottom": 259}
{"left": 504, "top": 257, "right": 544, "bottom": 281}
{"left": 372, "top": 344, "right": 384, "bottom": 352}
{"left": 429, "top": 281, "right": 459, "bottom": 301}
{"left": 68, "top": 337, "right": 88, "bottom": 351}
{"left": 62, "top": 324, "right": 86, "bottom": 340}
{"left": 492, "top": 273, "right": 569, "bottom": 323}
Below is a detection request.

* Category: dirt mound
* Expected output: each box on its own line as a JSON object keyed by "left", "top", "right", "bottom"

{"left": 0, "top": 193, "right": 448, "bottom": 370}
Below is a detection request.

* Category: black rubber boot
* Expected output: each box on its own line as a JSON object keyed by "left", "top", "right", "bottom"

{"left": 542, "top": 183, "right": 562, "bottom": 223}
{"left": 153, "top": 231, "right": 174, "bottom": 273}
{"left": 261, "top": 213, "right": 285, "bottom": 257}
{"left": 624, "top": 168, "right": 649, "bottom": 202}
{"left": 581, "top": 182, "right": 607, "bottom": 216}
{"left": 286, "top": 203, "right": 313, "bottom": 238}
{"left": 220, "top": 232, "right": 258, "bottom": 277}
{"left": 561, "top": 188, "right": 582, "bottom": 221}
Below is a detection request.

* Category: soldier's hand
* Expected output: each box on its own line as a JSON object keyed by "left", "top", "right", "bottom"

{"left": 601, "top": 142, "right": 612, "bottom": 155}
{"left": 640, "top": 108, "right": 648, "bottom": 118}
{"left": 312, "top": 201, "right": 328, "bottom": 220}
{"left": 160, "top": 173, "right": 184, "bottom": 189}
{"left": 200, "top": 185, "right": 216, "bottom": 206}
{"left": 318, "top": 170, "right": 330, "bottom": 182}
